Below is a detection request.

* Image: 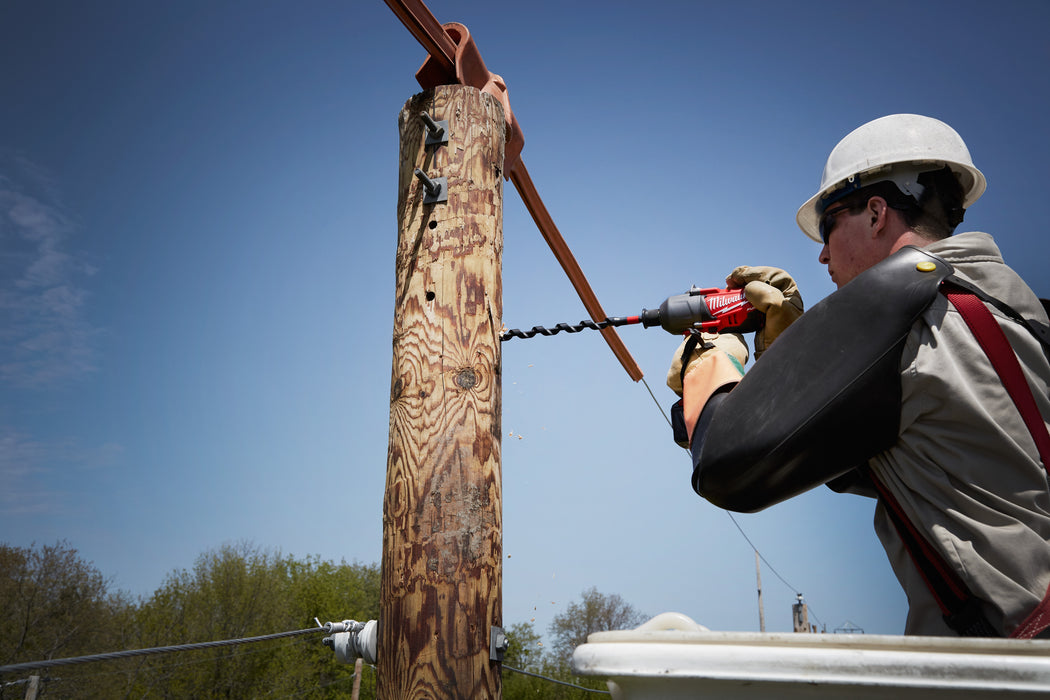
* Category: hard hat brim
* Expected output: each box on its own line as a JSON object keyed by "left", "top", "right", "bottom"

{"left": 796, "top": 162, "right": 986, "bottom": 243}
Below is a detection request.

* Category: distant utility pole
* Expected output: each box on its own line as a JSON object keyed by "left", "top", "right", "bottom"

{"left": 23, "top": 676, "right": 40, "bottom": 700}
{"left": 379, "top": 83, "right": 505, "bottom": 699}
{"left": 755, "top": 551, "right": 766, "bottom": 633}
{"left": 793, "top": 593, "right": 812, "bottom": 633}
{"left": 351, "top": 658, "right": 363, "bottom": 700}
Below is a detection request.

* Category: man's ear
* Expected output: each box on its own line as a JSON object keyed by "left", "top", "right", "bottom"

{"left": 867, "top": 196, "right": 889, "bottom": 237}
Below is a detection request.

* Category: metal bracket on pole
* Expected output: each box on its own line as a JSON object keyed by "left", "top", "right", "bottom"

{"left": 421, "top": 111, "right": 449, "bottom": 147}
{"left": 490, "top": 626, "right": 509, "bottom": 662}
{"left": 414, "top": 168, "right": 448, "bottom": 204}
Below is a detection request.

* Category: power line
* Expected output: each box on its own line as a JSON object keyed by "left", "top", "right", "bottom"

{"left": 640, "top": 375, "right": 673, "bottom": 428}
{"left": 726, "top": 511, "right": 799, "bottom": 596}
{"left": 0, "top": 627, "right": 320, "bottom": 675}
{"left": 639, "top": 370, "right": 827, "bottom": 630}
{"left": 727, "top": 511, "right": 825, "bottom": 629}
{"left": 503, "top": 664, "right": 610, "bottom": 695}
{"left": 105, "top": 634, "right": 315, "bottom": 678}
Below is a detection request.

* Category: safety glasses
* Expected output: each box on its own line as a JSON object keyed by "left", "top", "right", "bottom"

{"left": 818, "top": 203, "right": 854, "bottom": 245}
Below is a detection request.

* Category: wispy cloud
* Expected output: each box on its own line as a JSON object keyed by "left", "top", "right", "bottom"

{"left": 0, "top": 155, "right": 100, "bottom": 388}
{"left": 0, "top": 427, "right": 123, "bottom": 516}
{"left": 0, "top": 158, "right": 118, "bottom": 519}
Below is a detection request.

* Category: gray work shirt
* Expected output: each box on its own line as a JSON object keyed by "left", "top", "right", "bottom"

{"left": 867, "top": 231, "right": 1050, "bottom": 635}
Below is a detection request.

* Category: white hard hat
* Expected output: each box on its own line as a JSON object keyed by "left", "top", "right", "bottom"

{"left": 796, "top": 114, "right": 986, "bottom": 241}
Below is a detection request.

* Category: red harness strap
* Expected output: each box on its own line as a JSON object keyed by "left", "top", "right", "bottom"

{"left": 871, "top": 285, "right": 1050, "bottom": 638}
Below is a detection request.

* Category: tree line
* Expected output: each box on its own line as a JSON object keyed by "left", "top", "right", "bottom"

{"left": 0, "top": 542, "right": 644, "bottom": 699}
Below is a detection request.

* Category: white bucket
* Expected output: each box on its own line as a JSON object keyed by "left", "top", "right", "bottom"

{"left": 571, "top": 612, "right": 1050, "bottom": 699}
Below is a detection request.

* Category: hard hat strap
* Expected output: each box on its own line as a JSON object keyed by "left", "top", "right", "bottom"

{"left": 818, "top": 165, "right": 935, "bottom": 215}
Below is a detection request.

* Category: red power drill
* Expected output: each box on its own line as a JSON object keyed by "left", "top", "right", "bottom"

{"left": 499, "top": 286, "right": 764, "bottom": 342}
{"left": 640, "top": 286, "right": 764, "bottom": 335}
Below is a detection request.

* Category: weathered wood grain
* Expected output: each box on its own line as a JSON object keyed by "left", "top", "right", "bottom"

{"left": 380, "top": 84, "right": 505, "bottom": 700}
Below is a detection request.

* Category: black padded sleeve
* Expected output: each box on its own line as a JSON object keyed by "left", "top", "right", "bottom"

{"left": 690, "top": 246, "right": 953, "bottom": 512}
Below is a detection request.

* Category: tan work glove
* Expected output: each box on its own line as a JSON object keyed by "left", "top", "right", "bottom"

{"left": 726, "top": 266, "right": 804, "bottom": 358}
{"left": 666, "top": 332, "right": 748, "bottom": 396}
{"left": 667, "top": 332, "right": 747, "bottom": 446}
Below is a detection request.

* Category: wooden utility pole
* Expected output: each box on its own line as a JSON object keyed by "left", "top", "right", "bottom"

{"left": 380, "top": 84, "right": 505, "bottom": 699}
{"left": 23, "top": 676, "right": 40, "bottom": 700}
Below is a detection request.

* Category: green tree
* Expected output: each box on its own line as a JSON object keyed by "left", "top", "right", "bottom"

{"left": 501, "top": 621, "right": 550, "bottom": 699}
{"left": 283, "top": 553, "right": 380, "bottom": 698}
{"left": 0, "top": 541, "right": 133, "bottom": 698}
{"left": 128, "top": 542, "right": 379, "bottom": 699}
{"left": 548, "top": 587, "right": 646, "bottom": 665}
{"left": 0, "top": 541, "right": 381, "bottom": 698}
{"left": 502, "top": 589, "right": 646, "bottom": 699}
{"left": 129, "top": 542, "right": 291, "bottom": 698}
{"left": 503, "top": 621, "right": 543, "bottom": 673}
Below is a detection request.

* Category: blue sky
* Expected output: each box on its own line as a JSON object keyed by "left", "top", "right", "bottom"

{"left": 2, "top": 0, "right": 1049, "bottom": 640}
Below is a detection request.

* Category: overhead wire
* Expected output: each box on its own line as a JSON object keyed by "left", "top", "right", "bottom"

{"left": 725, "top": 510, "right": 799, "bottom": 596}
{"left": 640, "top": 375, "right": 673, "bottom": 427}
{"left": 0, "top": 627, "right": 320, "bottom": 675}
{"left": 113, "top": 633, "right": 315, "bottom": 677}
{"left": 726, "top": 509, "right": 825, "bottom": 629}
{"left": 25, "top": 641, "right": 311, "bottom": 698}
{"left": 638, "top": 367, "right": 827, "bottom": 630}
{"left": 503, "top": 664, "right": 610, "bottom": 695}
{"left": 21, "top": 639, "right": 356, "bottom": 700}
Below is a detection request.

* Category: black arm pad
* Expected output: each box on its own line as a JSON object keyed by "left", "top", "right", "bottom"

{"left": 690, "top": 246, "right": 953, "bottom": 513}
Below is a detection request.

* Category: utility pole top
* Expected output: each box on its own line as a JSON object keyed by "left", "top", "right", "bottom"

{"left": 793, "top": 594, "right": 813, "bottom": 634}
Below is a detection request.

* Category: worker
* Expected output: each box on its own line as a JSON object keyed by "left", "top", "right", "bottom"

{"left": 669, "top": 114, "right": 1050, "bottom": 638}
